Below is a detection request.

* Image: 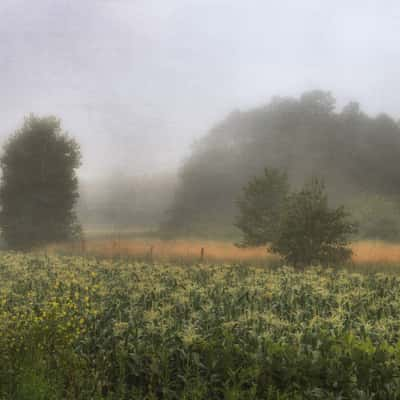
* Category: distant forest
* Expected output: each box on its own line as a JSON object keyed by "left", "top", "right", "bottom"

{"left": 77, "top": 173, "right": 176, "bottom": 234}
{"left": 164, "top": 90, "right": 400, "bottom": 240}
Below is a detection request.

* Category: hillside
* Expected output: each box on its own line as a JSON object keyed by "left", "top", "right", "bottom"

{"left": 165, "top": 91, "right": 400, "bottom": 238}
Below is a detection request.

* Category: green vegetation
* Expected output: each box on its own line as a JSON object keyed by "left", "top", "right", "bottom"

{"left": 236, "top": 171, "right": 356, "bottom": 267}
{"left": 0, "top": 115, "right": 81, "bottom": 249}
{"left": 3, "top": 253, "right": 400, "bottom": 398}
{"left": 349, "top": 195, "right": 400, "bottom": 242}
{"left": 270, "top": 179, "right": 356, "bottom": 267}
{"left": 165, "top": 91, "right": 400, "bottom": 240}
{"left": 235, "top": 168, "right": 289, "bottom": 247}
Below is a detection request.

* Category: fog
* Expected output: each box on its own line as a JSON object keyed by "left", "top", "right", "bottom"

{"left": 1, "top": 0, "right": 400, "bottom": 179}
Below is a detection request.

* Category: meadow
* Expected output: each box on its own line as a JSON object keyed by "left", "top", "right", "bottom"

{"left": 3, "top": 252, "right": 400, "bottom": 398}
{"left": 49, "top": 237, "right": 400, "bottom": 270}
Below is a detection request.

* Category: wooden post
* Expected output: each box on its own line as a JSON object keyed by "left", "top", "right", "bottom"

{"left": 150, "top": 245, "right": 154, "bottom": 262}
{"left": 200, "top": 247, "right": 204, "bottom": 262}
{"left": 117, "top": 232, "right": 121, "bottom": 257}
{"left": 80, "top": 239, "right": 86, "bottom": 254}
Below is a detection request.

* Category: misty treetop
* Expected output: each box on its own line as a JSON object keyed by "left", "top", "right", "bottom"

{"left": 0, "top": 115, "right": 81, "bottom": 249}
{"left": 165, "top": 90, "right": 400, "bottom": 236}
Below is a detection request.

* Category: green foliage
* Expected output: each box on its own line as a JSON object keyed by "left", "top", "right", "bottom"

{"left": 349, "top": 195, "right": 400, "bottom": 242}
{"left": 235, "top": 168, "right": 289, "bottom": 246}
{"left": 3, "top": 255, "right": 400, "bottom": 398}
{"left": 0, "top": 115, "right": 81, "bottom": 249}
{"left": 236, "top": 175, "right": 356, "bottom": 267}
{"left": 165, "top": 90, "right": 400, "bottom": 238}
{"left": 270, "top": 179, "right": 357, "bottom": 267}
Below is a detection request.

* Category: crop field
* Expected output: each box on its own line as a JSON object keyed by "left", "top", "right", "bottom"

{"left": 3, "top": 253, "right": 400, "bottom": 398}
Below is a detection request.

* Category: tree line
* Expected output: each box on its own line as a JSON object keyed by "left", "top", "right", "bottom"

{"left": 164, "top": 90, "right": 400, "bottom": 240}
{"left": 3, "top": 89, "right": 400, "bottom": 265}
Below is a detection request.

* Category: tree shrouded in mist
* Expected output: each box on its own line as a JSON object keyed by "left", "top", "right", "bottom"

{"left": 236, "top": 174, "right": 357, "bottom": 267}
{"left": 0, "top": 115, "right": 81, "bottom": 249}
{"left": 165, "top": 90, "right": 400, "bottom": 238}
{"left": 269, "top": 179, "right": 357, "bottom": 267}
{"left": 235, "top": 168, "right": 289, "bottom": 247}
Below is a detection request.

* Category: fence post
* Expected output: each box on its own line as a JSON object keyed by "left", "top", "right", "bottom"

{"left": 200, "top": 247, "right": 204, "bottom": 262}
{"left": 80, "top": 239, "right": 86, "bottom": 254}
{"left": 150, "top": 245, "right": 154, "bottom": 262}
{"left": 117, "top": 232, "right": 121, "bottom": 257}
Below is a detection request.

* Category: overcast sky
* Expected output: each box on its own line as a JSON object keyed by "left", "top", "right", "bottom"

{"left": 1, "top": 0, "right": 400, "bottom": 178}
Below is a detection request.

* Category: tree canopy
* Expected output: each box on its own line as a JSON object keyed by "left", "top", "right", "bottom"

{"left": 0, "top": 115, "right": 81, "bottom": 249}
{"left": 165, "top": 90, "right": 400, "bottom": 238}
{"left": 270, "top": 179, "right": 357, "bottom": 267}
{"left": 236, "top": 174, "right": 356, "bottom": 267}
{"left": 235, "top": 168, "right": 289, "bottom": 247}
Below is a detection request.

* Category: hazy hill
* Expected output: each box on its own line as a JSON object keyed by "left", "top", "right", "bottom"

{"left": 165, "top": 90, "right": 400, "bottom": 238}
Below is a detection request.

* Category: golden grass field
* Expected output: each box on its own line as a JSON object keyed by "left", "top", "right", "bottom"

{"left": 351, "top": 241, "right": 400, "bottom": 263}
{"left": 49, "top": 238, "right": 275, "bottom": 263}
{"left": 47, "top": 238, "right": 400, "bottom": 266}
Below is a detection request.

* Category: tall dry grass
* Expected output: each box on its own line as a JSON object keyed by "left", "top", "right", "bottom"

{"left": 47, "top": 238, "right": 400, "bottom": 267}
{"left": 48, "top": 238, "right": 275, "bottom": 264}
{"left": 351, "top": 241, "right": 400, "bottom": 264}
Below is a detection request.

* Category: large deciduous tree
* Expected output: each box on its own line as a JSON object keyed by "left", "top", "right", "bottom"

{"left": 235, "top": 168, "right": 289, "bottom": 246}
{"left": 0, "top": 115, "right": 81, "bottom": 249}
{"left": 236, "top": 173, "right": 357, "bottom": 267}
{"left": 270, "top": 179, "right": 357, "bottom": 267}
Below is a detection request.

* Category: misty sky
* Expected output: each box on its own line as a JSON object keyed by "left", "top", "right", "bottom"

{"left": 1, "top": 0, "right": 400, "bottom": 179}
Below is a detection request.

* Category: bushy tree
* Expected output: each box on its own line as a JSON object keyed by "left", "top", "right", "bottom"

{"left": 235, "top": 168, "right": 289, "bottom": 246}
{"left": 236, "top": 174, "right": 357, "bottom": 267}
{"left": 0, "top": 115, "right": 81, "bottom": 249}
{"left": 271, "top": 179, "right": 357, "bottom": 267}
